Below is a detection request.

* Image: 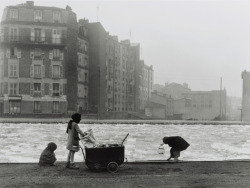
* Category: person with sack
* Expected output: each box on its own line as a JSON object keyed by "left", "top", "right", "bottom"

{"left": 66, "top": 113, "right": 87, "bottom": 169}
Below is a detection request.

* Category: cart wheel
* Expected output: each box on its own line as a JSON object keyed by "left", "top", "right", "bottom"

{"left": 88, "top": 163, "right": 102, "bottom": 172}
{"left": 107, "top": 162, "right": 118, "bottom": 173}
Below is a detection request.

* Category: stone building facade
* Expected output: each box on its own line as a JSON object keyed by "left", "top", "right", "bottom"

{"left": 0, "top": 1, "right": 71, "bottom": 115}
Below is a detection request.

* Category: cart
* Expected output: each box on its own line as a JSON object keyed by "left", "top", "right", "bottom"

{"left": 80, "top": 133, "right": 129, "bottom": 173}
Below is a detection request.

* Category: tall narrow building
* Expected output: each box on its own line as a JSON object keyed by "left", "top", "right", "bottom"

{"left": 242, "top": 70, "right": 250, "bottom": 121}
{"left": 76, "top": 19, "right": 89, "bottom": 113}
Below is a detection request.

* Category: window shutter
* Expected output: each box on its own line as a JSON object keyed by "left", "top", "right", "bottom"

{"left": 17, "top": 62, "right": 19, "bottom": 78}
{"left": 63, "top": 83, "right": 66, "bottom": 95}
{"left": 49, "top": 83, "right": 52, "bottom": 96}
{"left": 41, "top": 83, "right": 45, "bottom": 96}
{"left": 6, "top": 48, "right": 10, "bottom": 58}
{"left": 60, "top": 65, "right": 63, "bottom": 78}
{"left": 4, "top": 82, "right": 8, "bottom": 94}
{"left": 59, "top": 51, "right": 64, "bottom": 60}
{"left": 30, "top": 64, "right": 34, "bottom": 78}
{"left": 59, "top": 84, "right": 63, "bottom": 96}
{"left": 49, "top": 50, "right": 53, "bottom": 60}
{"left": 50, "top": 65, "right": 52, "bottom": 78}
{"left": 30, "top": 50, "right": 34, "bottom": 59}
{"left": 42, "top": 65, "right": 45, "bottom": 78}
{"left": 41, "top": 29, "right": 45, "bottom": 42}
{"left": 17, "top": 83, "right": 19, "bottom": 95}
{"left": 30, "top": 83, "right": 34, "bottom": 96}
{"left": 17, "top": 48, "right": 21, "bottom": 58}
{"left": 31, "top": 28, "right": 35, "bottom": 41}
{"left": 8, "top": 63, "right": 10, "bottom": 77}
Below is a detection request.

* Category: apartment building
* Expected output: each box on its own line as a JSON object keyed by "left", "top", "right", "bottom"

{"left": 138, "top": 60, "right": 154, "bottom": 113}
{"left": 0, "top": 1, "right": 82, "bottom": 116}
{"left": 121, "top": 40, "right": 136, "bottom": 112}
{"left": 77, "top": 19, "right": 89, "bottom": 113}
{"left": 242, "top": 70, "right": 250, "bottom": 121}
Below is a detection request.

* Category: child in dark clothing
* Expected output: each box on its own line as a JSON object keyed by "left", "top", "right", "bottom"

{"left": 39, "top": 142, "right": 57, "bottom": 166}
{"left": 162, "top": 136, "right": 190, "bottom": 162}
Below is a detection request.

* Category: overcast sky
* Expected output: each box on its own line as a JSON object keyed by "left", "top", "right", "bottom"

{"left": 1, "top": 0, "right": 250, "bottom": 97}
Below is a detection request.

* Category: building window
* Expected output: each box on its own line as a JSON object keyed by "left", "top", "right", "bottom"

{"left": 84, "top": 73, "right": 88, "bottom": 82}
{"left": 52, "top": 29, "right": 61, "bottom": 44}
{"left": 9, "top": 63, "right": 18, "bottom": 77}
{"left": 31, "top": 28, "right": 45, "bottom": 42}
{"left": 53, "top": 101, "right": 59, "bottom": 113}
{"left": 10, "top": 27, "right": 18, "bottom": 41}
{"left": 9, "top": 83, "right": 18, "bottom": 95}
{"left": 34, "top": 101, "right": 41, "bottom": 113}
{"left": 33, "top": 83, "right": 41, "bottom": 96}
{"left": 52, "top": 65, "right": 60, "bottom": 78}
{"left": 53, "top": 11, "right": 61, "bottom": 23}
{"left": 30, "top": 64, "right": 44, "bottom": 78}
{"left": 34, "top": 65, "right": 42, "bottom": 78}
{"left": 10, "top": 9, "right": 18, "bottom": 19}
{"left": 53, "top": 83, "right": 59, "bottom": 96}
{"left": 10, "top": 47, "right": 18, "bottom": 58}
{"left": 34, "top": 10, "right": 42, "bottom": 21}
{"left": 53, "top": 49, "right": 60, "bottom": 59}
{"left": 84, "top": 87, "right": 88, "bottom": 97}
{"left": 35, "top": 28, "right": 42, "bottom": 42}
{"left": 9, "top": 100, "right": 21, "bottom": 114}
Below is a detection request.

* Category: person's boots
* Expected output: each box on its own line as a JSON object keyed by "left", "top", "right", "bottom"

{"left": 70, "top": 163, "right": 79, "bottom": 169}
{"left": 65, "top": 161, "right": 70, "bottom": 168}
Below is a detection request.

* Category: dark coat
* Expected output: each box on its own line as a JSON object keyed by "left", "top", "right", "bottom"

{"left": 39, "top": 142, "right": 57, "bottom": 166}
{"left": 163, "top": 136, "right": 190, "bottom": 151}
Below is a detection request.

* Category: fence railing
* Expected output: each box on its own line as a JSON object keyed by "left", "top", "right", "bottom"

{"left": 0, "top": 35, "right": 66, "bottom": 45}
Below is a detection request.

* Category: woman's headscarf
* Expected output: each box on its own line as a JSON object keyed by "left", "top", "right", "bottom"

{"left": 66, "top": 113, "right": 81, "bottom": 133}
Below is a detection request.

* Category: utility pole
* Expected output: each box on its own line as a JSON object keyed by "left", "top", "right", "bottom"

{"left": 220, "top": 77, "right": 222, "bottom": 119}
{"left": 97, "top": 4, "right": 99, "bottom": 22}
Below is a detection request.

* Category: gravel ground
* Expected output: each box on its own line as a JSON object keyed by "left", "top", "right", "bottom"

{"left": 0, "top": 161, "right": 250, "bottom": 188}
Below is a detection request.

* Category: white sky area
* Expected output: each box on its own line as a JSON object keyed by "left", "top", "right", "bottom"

{"left": 1, "top": 0, "right": 250, "bottom": 97}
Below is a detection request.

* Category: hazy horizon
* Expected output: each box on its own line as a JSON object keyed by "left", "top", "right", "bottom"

{"left": 1, "top": 0, "right": 250, "bottom": 98}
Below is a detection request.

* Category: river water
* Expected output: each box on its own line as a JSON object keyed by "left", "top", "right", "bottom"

{"left": 1, "top": 123, "right": 250, "bottom": 163}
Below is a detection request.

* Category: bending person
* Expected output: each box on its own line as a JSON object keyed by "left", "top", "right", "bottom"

{"left": 162, "top": 136, "right": 190, "bottom": 162}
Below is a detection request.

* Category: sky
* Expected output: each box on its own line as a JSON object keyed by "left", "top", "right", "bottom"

{"left": 1, "top": 0, "right": 250, "bottom": 97}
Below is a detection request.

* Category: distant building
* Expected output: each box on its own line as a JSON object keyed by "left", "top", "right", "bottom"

{"left": 76, "top": 19, "right": 89, "bottom": 113}
{"left": 181, "top": 90, "right": 227, "bottom": 120}
{"left": 173, "top": 98, "right": 191, "bottom": 120}
{"left": 84, "top": 22, "right": 153, "bottom": 118}
{"left": 84, "top": 22, "right": 107, "bottom": 115}
{"left": 153, "top": 82, "right": 191, "bottom": 99}
{"left": 227, "top": 96, "right": 241, "bottom": 121}
{"left": 138, "top": 60, "right": 153, "bottom": 114}
{"left": 150, "top": 90, "right": 173, "bottom": 119}
{"left": 242, "top": 70, "right": 250, "bottom": 121}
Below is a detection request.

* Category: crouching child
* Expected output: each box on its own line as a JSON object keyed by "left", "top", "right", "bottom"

{"left": 39, "top": 142, "right": 57, "bottom": 166}
{"left": 162, "top": 136, "right": 190, "bottom": 162}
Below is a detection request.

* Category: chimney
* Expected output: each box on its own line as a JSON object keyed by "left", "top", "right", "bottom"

{"left": 26, "top": 1, "right": 34, "bottom": 7}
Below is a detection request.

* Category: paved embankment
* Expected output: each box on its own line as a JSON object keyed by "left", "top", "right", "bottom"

{"left": 0, "top": 117, "right": 249, "bottom": 125}
{"left": 0, "top": 161, "right": 250, "bottom": 187}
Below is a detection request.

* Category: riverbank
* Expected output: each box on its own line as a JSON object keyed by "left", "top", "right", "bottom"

{"left": 0, "top": 161, "right": 250, "bottom": 187}
{"left": 0, "top": 117, "right": 249, "bottom": 125}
